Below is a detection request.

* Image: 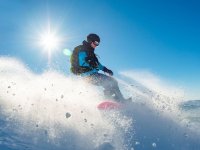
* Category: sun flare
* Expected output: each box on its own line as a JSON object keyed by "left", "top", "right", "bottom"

{"left": 39, "top": 31, "right": 60, "bottom": 52}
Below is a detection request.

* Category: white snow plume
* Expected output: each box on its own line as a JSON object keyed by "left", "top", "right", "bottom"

{"left": 119, "top": 70, "right": 184, "bottom": 112}
{"left": 1, "top": 57, "right": 200, "bottom": 150}
{"left": 120, "top": 70, "right": 184, "bottom": 99}
{"left": 0, "top": 57, "right": 133, "bottom": 150}
{"left": 119, "top": 70, "right": 200, "bottom": 134}
{"left": 118, "top": 70, "right": 187, "bottom": 128}
{"left": 117, "top": 70, "right": 200, "bottom": 149}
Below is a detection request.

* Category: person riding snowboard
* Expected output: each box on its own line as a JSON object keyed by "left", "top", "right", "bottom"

{"left": 70, "top": 33, "right": 131, "bottom": 102}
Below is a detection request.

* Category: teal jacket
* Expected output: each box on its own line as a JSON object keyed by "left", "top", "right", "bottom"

{"left": 78, "top": 50, "right": 105, "bottom": 76}
{"left": 70, "top": 40, "right": 105, "bottom": 76}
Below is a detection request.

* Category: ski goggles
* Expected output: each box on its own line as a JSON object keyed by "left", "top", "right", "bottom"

{"left": 93, "top": 41, "right": 99, "bottom": 46}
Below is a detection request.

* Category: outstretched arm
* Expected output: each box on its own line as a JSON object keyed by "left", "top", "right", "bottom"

{"left": 98, "top": 62, "right": 113, "bottom": 76}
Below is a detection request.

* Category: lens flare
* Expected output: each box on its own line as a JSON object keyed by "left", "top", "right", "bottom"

{"left": 63, "top": 48, "right": 72, "bottom": 56}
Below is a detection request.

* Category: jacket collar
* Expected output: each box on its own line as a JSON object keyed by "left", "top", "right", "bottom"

{"left": 82, "top": 40, "right": 94, "bottom": 51}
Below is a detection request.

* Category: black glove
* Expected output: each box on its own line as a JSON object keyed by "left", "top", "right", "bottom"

{"left": 103, "top": 67, "right": 113, "bottom": 76}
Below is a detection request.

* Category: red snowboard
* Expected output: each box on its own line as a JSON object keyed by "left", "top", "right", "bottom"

{"left": 97, "top": 101, "right": 122, "bottom": 110}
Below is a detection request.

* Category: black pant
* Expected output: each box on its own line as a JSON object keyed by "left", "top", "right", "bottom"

{"left": 86, "top": 73, "right": 125, "bottom": 102}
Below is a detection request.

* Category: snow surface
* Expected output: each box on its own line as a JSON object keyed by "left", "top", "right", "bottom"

{"left": 0, "top": 57, "right": 200, "bottom": 150}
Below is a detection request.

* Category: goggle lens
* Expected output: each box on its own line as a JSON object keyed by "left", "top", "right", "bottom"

{"left": 93, "top": 41, "right": 99, "bottom": 46}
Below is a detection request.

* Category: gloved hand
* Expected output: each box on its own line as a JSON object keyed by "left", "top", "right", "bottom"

{"left": 103, "top": 67, "right": 113, "bottom": 76}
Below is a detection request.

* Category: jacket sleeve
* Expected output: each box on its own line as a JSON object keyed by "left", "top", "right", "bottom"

{"left": 97, "top": 62, "right": 105, "bottom": 71}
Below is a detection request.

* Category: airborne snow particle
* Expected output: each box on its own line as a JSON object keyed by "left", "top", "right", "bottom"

{"left": 103, "top": 134, "right": 108, "bottom": 137}
{"left": 135, "top": 141, "right": 140, "bottom": 145}
{"left": 184, "top": 133, "right": 188, "bottom": 138}
{"left": 152, "top": 142, "right": 156, "bottom": 147}
{"left": 65, "top": 112, "right": 71, "bottom": 118}
{"left": 44, "top": 130, "right": 48, "bottom": 135}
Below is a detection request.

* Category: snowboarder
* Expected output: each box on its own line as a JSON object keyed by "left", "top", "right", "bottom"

{"left": 70, "top": 33, "right": 131, "bottom": 102}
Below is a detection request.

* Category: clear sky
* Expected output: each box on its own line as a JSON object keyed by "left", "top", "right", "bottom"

{"left": 0, "top": 0, "right": 199, "bottom": 99}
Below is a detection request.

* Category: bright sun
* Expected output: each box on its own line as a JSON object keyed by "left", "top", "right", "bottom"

{"left": 36, "top": 21, "right": 64, "bottom": 64}
{"left": 39, "top": 31, "right": 60, "bottom": 52}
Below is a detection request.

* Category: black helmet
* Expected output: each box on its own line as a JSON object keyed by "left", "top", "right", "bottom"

{"left": 87, "top": 33, "right": 100, "bottom": 43}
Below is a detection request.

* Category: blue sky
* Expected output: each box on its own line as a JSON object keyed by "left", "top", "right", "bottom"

{"left": 0, "top": 0, "right": 200, "bottom": 99}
